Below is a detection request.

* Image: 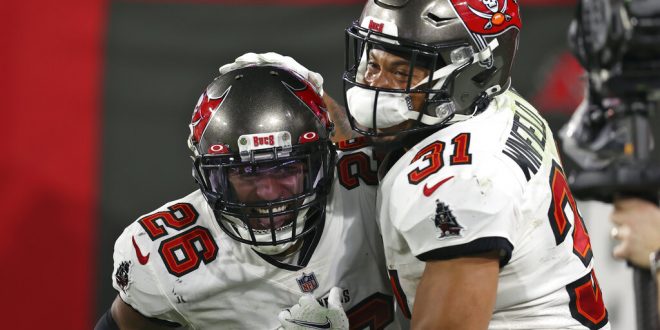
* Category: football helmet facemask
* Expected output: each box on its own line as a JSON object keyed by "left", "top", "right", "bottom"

{"left": 343, "top": 0, "right": 521, "bottom": 136}
{"left": 188, "top": 66, "right": 335, "bottom": 255}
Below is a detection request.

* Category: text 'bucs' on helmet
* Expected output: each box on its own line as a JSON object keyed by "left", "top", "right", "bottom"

{"left": 188, "top": 66, "right": 335, "bottom": 255}
{"left": 343, "top": 0, "right": 521, "bottom": 136}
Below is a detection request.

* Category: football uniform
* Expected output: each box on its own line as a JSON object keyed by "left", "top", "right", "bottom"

{"left": 378, "top": 91, "right": 610, "bottom": 329}
{"left": 111, "top": 144, "right": 406, "bottom": 329}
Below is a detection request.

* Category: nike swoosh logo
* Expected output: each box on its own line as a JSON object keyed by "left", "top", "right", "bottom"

{"left": 132, "top": 236, "right": 150, "bottom": 265}
{"left": 285, "top": 317, "right": 331, "bottom": 329}
{"left": 423, "top": 176, "right": 454, "bottom": 197}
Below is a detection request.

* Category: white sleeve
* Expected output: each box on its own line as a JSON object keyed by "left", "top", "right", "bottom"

{"left": 390, "top": 164, "right": 518, "bottom": 265}
{"left": 111, "top": 223, "right": 185, "bottom": 324}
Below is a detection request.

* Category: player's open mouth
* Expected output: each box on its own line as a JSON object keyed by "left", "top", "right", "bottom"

{"left": 246, "top": 204, "right": 296, "bottom": 231}
{"left": 253, "top": 205, "right": 287, "bottom": 214}
{"left": 248, "top": 217, "right": 294, "bottom": 232}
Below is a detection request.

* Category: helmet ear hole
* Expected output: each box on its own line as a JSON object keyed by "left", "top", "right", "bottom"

{"left": 424, "top": 12, "right": 444, "bottom": 27}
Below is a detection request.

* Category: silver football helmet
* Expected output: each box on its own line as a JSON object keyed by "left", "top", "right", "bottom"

{"left": 188, "top": 66, "right": 335, "bottom": 255}
{"left": 343, "top": 0, "right": 521, "bottom": 136}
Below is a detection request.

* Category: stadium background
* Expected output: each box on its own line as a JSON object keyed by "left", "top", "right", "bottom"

{"left": 1, "top": 0, "right": 634, "bottom": 328}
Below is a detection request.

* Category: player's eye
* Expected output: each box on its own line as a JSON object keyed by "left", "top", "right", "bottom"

{"left": 228, "top": 166, "right": 257, "bottom": 179}
{"left": 367, "top": 61, "right": 380, "bottom": 71}
{"left": 277, "top": 164, "right": 303, "bottom": 176}
{"left": 394, "top": 70, "right": 409, "bottom": 77}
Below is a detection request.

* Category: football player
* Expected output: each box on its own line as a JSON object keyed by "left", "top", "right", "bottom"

{"left": 95, "top": 63, "right": 406, "bottom": 329}
{"left": 340, "top": 0, "right": 611, "bottom": 329}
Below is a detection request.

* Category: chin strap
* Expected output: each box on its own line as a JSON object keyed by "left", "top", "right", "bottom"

{"left": 446, "top": 85, "right": 504, "bottom": 124}
{"left": 476, "top": 39, "right": 498, "bottom": 62}
{"left": 416, "top": 38, "right": 500, "bottom": 91}
{"left": 405, "top": 110, "right": 450, "bottom": 125}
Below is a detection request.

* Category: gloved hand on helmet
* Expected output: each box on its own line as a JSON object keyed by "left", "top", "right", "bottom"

{"left": 219, "top": 52, "right": 324, "bottom": 96}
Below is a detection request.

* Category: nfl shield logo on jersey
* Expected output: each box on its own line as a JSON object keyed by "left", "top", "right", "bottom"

{"left": 429, "top": 200, "right": 465, "bottom": 239}
{"left": 296, "top": 272, "right": 319, "bottom": 293}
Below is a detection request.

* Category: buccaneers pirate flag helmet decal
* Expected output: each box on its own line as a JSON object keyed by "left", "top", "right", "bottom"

{"left": 450, "top": 0, "right": 522, "bottom": 53}
{"left": 453, "top": 0, "right": 522, "bottom": 34}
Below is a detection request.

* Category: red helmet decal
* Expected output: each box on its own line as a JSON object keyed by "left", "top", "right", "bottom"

{"left": 208, "top": 144, "right": 230, "bottom": 154}
{"left": 450, "top": 0, "right": 521, "bottom": 35}
{"left": 190, "top": 87, "right": 230, "bottom": 144}
{"left": 284, "top": 80, "right": 331, "bottom": 130}
{"left": 299, "top": 132, "right": 319, "bottom": 144}
{"left": 368, "top": 20, "right": 384, "bottom": 32}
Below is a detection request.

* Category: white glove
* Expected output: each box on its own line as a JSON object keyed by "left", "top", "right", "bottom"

{"left": 218, "top": 52, "right": 324, "bottom": 96}
{"left": 278, "top": 287, "right": 349, "bottom": 330}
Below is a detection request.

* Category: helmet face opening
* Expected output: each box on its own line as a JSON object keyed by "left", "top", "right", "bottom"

{"left": 195, "top": 141, "right": 334, "bottom": 248}
{"left": 343, "top": 23, "right": 473, "bottom": 136}
{"left": 188, "top": 66, "right": 335, "bottom": 254}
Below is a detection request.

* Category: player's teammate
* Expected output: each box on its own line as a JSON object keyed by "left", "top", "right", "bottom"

{"left": 95, "top": 64, "right": 404, "bottom": 329}
{"left": 341, "top": 0, "right": 610, "bottom": 329}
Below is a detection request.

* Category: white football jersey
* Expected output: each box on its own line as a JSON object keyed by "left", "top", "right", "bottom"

{"left": 378, "top": 91, "right": 610, "bottom": 329}
{"left": 111, "top": 143, "right": 407, "bottom": 329}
